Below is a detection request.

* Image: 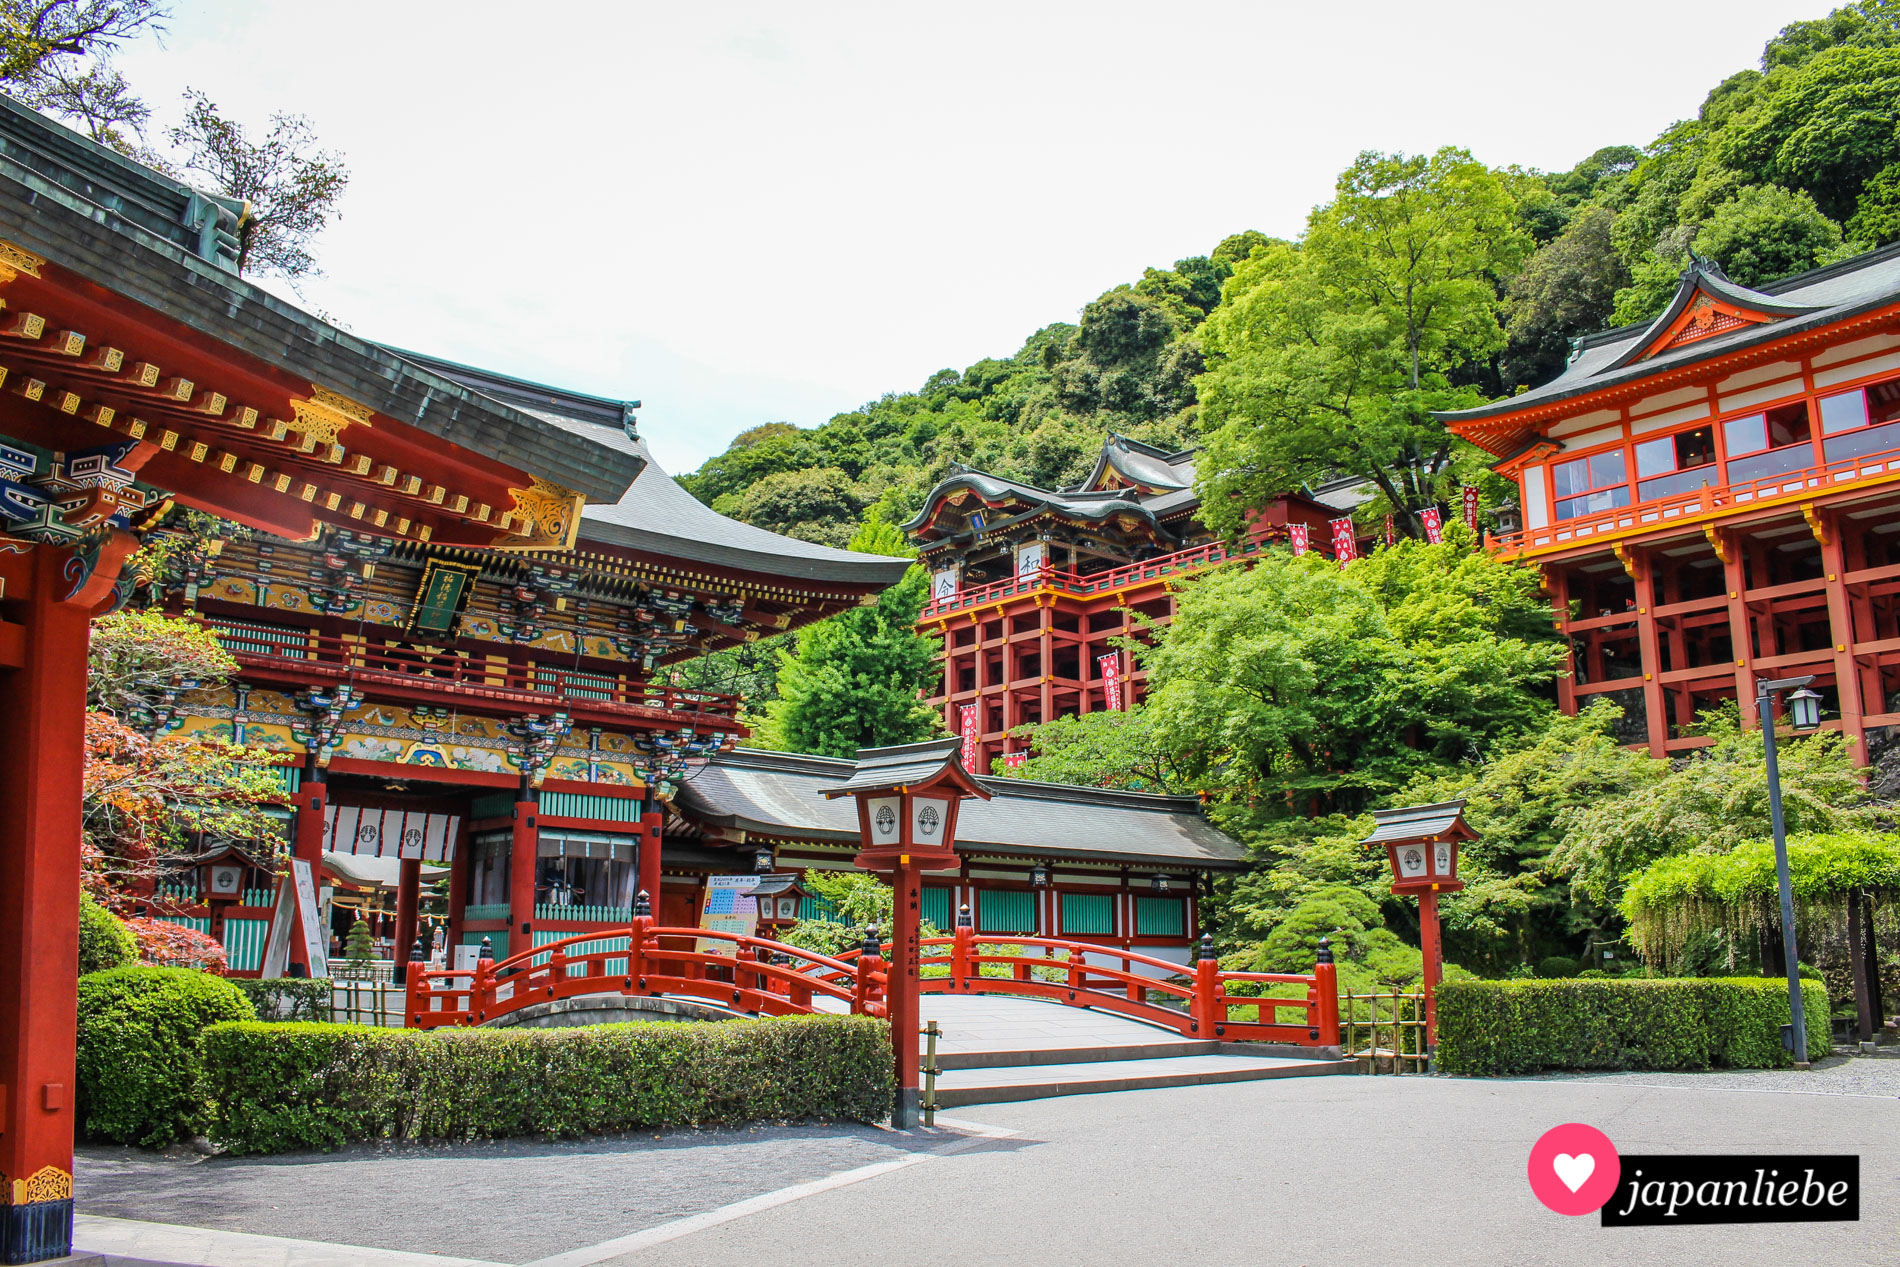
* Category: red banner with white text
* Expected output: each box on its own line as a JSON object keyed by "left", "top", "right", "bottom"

{"left": 959, "top": 703, "right": 978, "bottom": 770}
{"left": 1330, "top": 517, "right": 1358, "bottom": 566}
{"left": 1099, "top": 652, "right": 1124, "bottom": 711}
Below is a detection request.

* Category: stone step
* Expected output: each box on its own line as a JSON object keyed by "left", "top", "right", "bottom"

{"left": 932, "top": 1052, "right": 1352, "bottom": 1107}
{"left": 935, "top": 1039, "right": 1215, "bottom": 1070}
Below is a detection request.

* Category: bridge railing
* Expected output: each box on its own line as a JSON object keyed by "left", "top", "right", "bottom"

{"left": 404, "top": 919, "right": 1338, "bottom": 1049}
{"left": 403, "top": 920, "right": 884, "bottom": 1029}
{"left": 919, "top": 926, "right": 1339, "bottom": 1046}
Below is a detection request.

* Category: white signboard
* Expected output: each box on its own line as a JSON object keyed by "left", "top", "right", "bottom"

{"left": 698, "top": 874, "right": 761, "bottom": 955}
{"left": 910, "top": 795, "right": 952, "bottom": 847}
{"left": 326, "top": 805, "right": 460, "bottom": 860}
{"left": 866, "top": 795, "right": 902, "bottom": 848}
{"left": 292, "top": 858, "right": 328, "bottom": 977}
{"left": 1396, "top": 844, "right": 1427, "bottom": 880}
{"left": 261, "top": 881, "right": 296, "bottom": 979}
{"left": 260, "top": 858, "right": 329, "bottom": 979}
{"left": 1433, "top": 843, "right": 1453, "bottom": 877}
{"left": 1016, "top": 542, "right": 1046, "bottom": 576}
{"left": 932, "top": 569, "right": 959, "bottom": 601}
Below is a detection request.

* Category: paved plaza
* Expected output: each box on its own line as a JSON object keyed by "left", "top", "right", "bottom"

{"left": 69, "top": 1053, "right": 1900, "bottom": 1266}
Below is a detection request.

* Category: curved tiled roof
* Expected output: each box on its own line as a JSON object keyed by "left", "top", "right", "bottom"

{"left": 388, "top": 351, "right": 913, "bottom": 588}
{"left": 1438, "top": 243, "right": 1900, "bottom": 441}
{"left": 1082, "top": 434, "right": 1195, "bottom": 492}
{"left": 899, "top": 466, "right": 1171, "bottom": 535}
{"left": 678, "top": 748, "right": 1246, "bottom": 868}
{"left": 0, "top": 96, "right": 643, "bottom": 505}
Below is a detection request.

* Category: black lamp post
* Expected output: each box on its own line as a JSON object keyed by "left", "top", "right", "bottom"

{"left": 1029, "top": 863, "right": 1050, "bottom": 888}
{"left": 1757, "top": 674, "right": 1824, "bottom": 1068}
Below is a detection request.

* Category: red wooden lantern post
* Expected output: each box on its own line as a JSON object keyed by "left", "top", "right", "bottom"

{"left": 1363, "top": 801, "right": 1475, "bottom": 1060}
{"left": 823, "top": 739, "right": 989, "bottom": 1128}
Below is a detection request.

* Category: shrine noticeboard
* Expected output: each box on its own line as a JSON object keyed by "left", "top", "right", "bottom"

{"left": 697, "top": 874, "right": 760, "bottom": 955}
{"left": 261, "top": 857, "right": 328, "bottom": 979}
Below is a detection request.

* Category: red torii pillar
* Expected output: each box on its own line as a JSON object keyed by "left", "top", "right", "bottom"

{"left": 289, "top": 765, "right": 328, "bottom": 976}
{"left": 0, "top": 533, "right": 136, "bottom": 1260}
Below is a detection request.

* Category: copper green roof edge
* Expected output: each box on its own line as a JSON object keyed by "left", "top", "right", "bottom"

{"left": 900, "top": 469, "right": 1165, "bottom": 533}
{"left": 1436, "top": 240, "right": 1900, "bottom": 428}
{"left": 1599, "top": 263, "right": 1826, "bottom": 374}
{"left": 1082, "top": 434, "right": 1193, "bottom": 492}
{"left": 1362, "top": 799, "right": 1471, "bottom": 844}
{"left": 381, "top": 345, "right": 633, "bottom": 428}
{"left": 0, "top": 101, "right": 642, "bottom": 504}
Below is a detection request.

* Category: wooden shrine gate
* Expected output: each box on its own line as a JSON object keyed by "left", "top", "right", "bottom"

{"left": 404, "top": 907, "right": 1341, "bottom": 1048}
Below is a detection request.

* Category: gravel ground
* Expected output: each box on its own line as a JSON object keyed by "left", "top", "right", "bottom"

{"left": 75, "top": 1121, "right": 951, "bottom": 1264}
{"left": 76, "top": 1058, "right": 1900, "bottom": 1266}
{"left": 1517, "top": 1050, "right": 1900, "bottom": 1097}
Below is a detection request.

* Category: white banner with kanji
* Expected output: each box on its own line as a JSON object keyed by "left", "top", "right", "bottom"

{"left": 326, "top": 805, "right": 460, "bottom": 860}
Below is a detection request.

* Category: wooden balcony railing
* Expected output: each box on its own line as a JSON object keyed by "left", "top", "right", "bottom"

{"left": 923, "top": 538, "right": 1262, "bottom": 618}
{"left": 201, "top": 620, "right": 743, "bottom": 723}
{"left": 1490, "top": 442, "right": 1900, "bottom": 556}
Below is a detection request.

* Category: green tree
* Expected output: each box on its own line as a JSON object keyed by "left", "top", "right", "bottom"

{"left": 754, "top": 514, "right": 943, "bottom": 758}
{"left": 1693, "top": 184, "right": 1846, "bottom": 287}
{"left": 1502, "top": 206, "right": 1630, "bottom": 388}
{"left": 997, "top": 707, "right": 1188, "bottom": 793}
{"left": 1848, "top": 159, "right": 1900, "bottom": 242}
{"left": 726, "top": 467, "right": 867, "bottom": 547}
{"left": 0, "top": 0, "right": 163, "bottom": 152}
{"left": 1139, "top": 538, "right": 1565, "bottom": 815}
{"left": 344, "top": 917, "right": 375, "bottom": 969}
{"left": 1196, "top": 148, "right": 1530, "bottom": 540}
{"left": 1761, "top": 0, "right": 1900, "bottom": 72}
{"left": 1718, "top": 46, "right": 1900, "bottom": 223}
{"left": 1399, "top": 703, "right": 1664, "bottom": 970}
{"left": 169, "top": 90, "right": 351, "bottom": 279}
{"left": 1552, "top": 708, "right": 1871, "bottom": 912}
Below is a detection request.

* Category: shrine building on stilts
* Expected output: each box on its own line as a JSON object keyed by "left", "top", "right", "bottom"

{"left": 1442, "top": 247, "right": 1900, "bottom": 765}
{"left": 906, "top": 435, "right": 1368, "bottom": 773}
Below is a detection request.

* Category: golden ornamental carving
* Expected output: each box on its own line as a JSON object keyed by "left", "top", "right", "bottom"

{"left": 286, "top": 386, "right": 375, "bottom": 447}
{"left": 0, "top": 239, "right": 45, "bottom": 285}
{"left": 6, "top": 1165, "right": 74, "bottom": 1204}
{"left": 497, "top": 476, "right": 584, "bottom": 553}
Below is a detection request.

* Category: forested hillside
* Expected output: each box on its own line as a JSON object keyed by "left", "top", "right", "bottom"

{"left": 681, "top": 0, "right": 1900, "bottom": 546}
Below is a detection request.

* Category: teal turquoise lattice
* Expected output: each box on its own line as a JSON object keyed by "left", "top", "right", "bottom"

{"left": 222, "top": 918, "right": 269, "bottom": 971}
{"left": 530, "top": 929, "right": 628, "bottom": 975}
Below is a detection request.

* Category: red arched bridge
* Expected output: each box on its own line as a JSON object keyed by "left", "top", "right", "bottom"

{"left": 405, "top": 912, "right": 1342, "bottom": 1048}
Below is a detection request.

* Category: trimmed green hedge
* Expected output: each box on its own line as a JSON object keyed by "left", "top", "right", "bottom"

{"left": 200, "top": 1014, "right": 893, "bottom": 1154}
{"left": 76, "top": 966, "right": 255, "bottom": 1146}
{"left": 230, "top": 977, "right": 333, "bottom": 1022}
{"left": 1437, "top": 977, "right": 1832, "bottom": 1075}
{"left": 78, "top": 894, "right": 138, "bottom": 976}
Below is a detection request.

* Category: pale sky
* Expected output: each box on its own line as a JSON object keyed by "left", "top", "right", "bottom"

{"left": 114, "top": 1, "right": 1839, "bottom": 475}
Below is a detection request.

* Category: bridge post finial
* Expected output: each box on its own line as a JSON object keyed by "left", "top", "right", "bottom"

{"left": 634, "top": 889, "right": 651, "bottom": 919}
{"left": 410, "top": 936, "right": 425, "bottom": 963}
{"left": 478, "top": 936, "right": 493, "bottom": 961}
{"left": 955, "top": 902, "right": 973, "bottom": 929}
{"left": 861, "top": 923, "right": 883, "bottom": 959}
{"left": 1198, "top": 931, "right": 1216, "bottom": 962}
{"left": 1315, "top": 936, "right": 1334, "bottom": 965}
